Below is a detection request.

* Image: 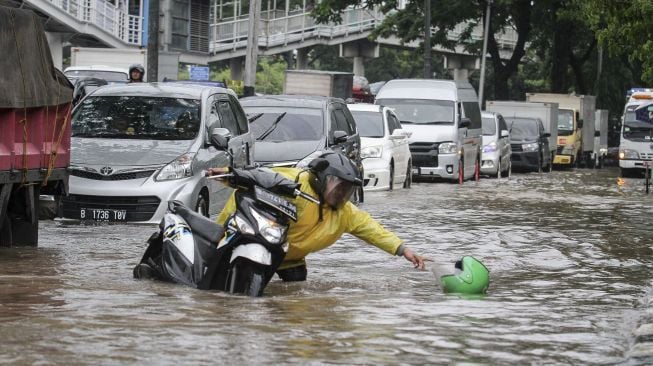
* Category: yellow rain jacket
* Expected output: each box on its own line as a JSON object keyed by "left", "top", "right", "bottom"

{"left": 216, "top": 167, "right": 403, "bottom": 269}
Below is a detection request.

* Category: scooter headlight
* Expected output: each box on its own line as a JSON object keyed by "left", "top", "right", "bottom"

{"left": 250, "top": 208, "right": 286, "bottom": 244}
{"left": 233, "top": 214, "right": 255, "bottom": 236}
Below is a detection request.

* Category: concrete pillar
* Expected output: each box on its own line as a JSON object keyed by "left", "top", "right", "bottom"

{"left": 296, "top": 48, "right": 309, "bottom": 70}
{"left": 353, "top": 56, "right": 365, "bottom": 77}
{"left": 339, "top": 39, "right": 379, "bottom": 77}
{"left": 230, "top": 57, "right": 244, "bottom": 81}
{"left": 45, "top": 32, "right": 64, "bottom": 70}
{"left": 443, "top": 55, "right": 480, "bottom": 81}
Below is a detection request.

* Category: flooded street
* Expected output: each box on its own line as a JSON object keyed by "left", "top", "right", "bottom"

{"left": 2, "top": 168, "right": 653, "bottom": 365}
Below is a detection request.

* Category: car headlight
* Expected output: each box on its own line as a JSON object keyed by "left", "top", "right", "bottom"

{"left": 155, "top": 153, "right": 193, "bottom": 181}
{"left": 438, "top": 142, "right": 458, "bottom": 154}
{"left": 482, "top": 142, "right": 497, "bottom": 153}
{"left": 522, "top": 143, "right": 539, "bottom": 152}
{"left": 250, "top": 208, "right": 286, "bottom": 244}
{"left": 619, "top": 149, "right": 639, "bottom": 160}
{"left": 361, "top": 146, "right": 383, "bottom": 159}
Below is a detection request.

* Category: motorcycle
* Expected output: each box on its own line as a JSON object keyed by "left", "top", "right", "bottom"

{"left": 135, "top": 128, "right": 322, "bottom": 296}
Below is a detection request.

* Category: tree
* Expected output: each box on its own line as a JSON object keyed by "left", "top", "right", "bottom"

{"left": 312, "top": 0, "right": 543, "bottom": 99}
{"left": 581, "top": 0, "right": 653, "bottom": 85}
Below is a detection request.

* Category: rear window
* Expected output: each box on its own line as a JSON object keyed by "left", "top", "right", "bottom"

{"left": 350, "top": 111, "right": 384, "bottom": 138}
{"left": 482, "top": 117, "right": 496, "bottom": 135}
{"left": 245, "top": 106, "right": 324, "bottom": 141}
{"left": 64, "top": 70, "right": 128, "bottom": 83}
{"left": 376, "top": 98, "right": 454, "bottom": 125}
{"left": 72, "top": 96, "right": 201, "bottom": 140}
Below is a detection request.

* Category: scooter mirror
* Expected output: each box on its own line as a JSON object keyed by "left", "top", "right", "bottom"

{"left": 308, "top": 158, "right": 330, "bottom": 172}
{"left": 211, "top": 128, "right": 231, "bottom": 150}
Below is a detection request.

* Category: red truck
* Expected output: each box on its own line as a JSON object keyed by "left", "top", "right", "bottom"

{"left": 0, "top": 6, "right": 73, "bottom": 246}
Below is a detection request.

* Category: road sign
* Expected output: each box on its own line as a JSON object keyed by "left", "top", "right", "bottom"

{"left": 190, "top": 66, "right": 209, "bottom": 81}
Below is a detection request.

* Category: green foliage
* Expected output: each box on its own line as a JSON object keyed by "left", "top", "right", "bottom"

{"left": 256, "top": 56, "right": 288, "bottom": 95}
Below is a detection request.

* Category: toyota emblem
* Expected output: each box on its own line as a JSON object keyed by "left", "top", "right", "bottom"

{"left": 100, "top": 166, "right": 114, "bottom": 175}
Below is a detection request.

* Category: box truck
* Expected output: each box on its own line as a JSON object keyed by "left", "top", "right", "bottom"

{"left": 526, "top": 93, "right": 597, "bottom": 167}
{"left": 283, "top": 70, "right": 353, "bottom": 100}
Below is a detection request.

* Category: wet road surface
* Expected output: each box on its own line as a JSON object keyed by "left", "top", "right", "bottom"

{"left": 1, "top": 167, "right": 653, "bottom": 364}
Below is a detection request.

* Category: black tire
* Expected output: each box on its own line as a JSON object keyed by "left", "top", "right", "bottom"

{"left": 195, "top": 192, "right": 209, "bottom": 218}
{"left": 388, "top": 163, "right": 394, "bottom": 191}
{"left": 403, "top": 161, "right": 412, "bottom": 188}
{"left": 537, "top": 150, "right": 543, "bottom": 173}
{"left": 227, "top": 258, "right": 266, "bottom": 297}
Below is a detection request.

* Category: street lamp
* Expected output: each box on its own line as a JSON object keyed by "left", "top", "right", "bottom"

{"left": 478, "top": 0, "right": 493, "bottom": 108}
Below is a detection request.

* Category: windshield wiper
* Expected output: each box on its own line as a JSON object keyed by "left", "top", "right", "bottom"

{"left": 248, "top": 113, "right": 264, "bottom": 123}
{"left": 256, "top": 112, "right": 287, "bottom": 141}
{"left": 400, "top": 120, "right": 415, "bottom": 124}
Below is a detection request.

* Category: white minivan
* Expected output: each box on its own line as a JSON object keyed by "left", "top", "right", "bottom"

{"left": 375, "top": 79, "right": 483, "bottom": 182}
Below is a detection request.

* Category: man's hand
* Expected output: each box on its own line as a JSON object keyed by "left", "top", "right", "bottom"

{"left": 403, "top": 248, "right": 429, "bottom": 270}
{"left": 206, "top": 167, "right": 230, "bottom": 177}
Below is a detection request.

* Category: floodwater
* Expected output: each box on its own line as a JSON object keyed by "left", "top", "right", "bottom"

{"left": 2, "top": 168, "right": 653, "bottom": 365}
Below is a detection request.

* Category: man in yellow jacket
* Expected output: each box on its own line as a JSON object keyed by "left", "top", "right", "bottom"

{"left": 211, "top": 151, "right": 427, "bottom": 282}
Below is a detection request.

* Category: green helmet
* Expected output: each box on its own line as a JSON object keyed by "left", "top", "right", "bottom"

{"left": 440, "top": 256, "right": 490, "bottom": 294}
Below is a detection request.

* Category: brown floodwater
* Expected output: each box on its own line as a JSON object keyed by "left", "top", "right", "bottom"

{"left": 1, "top": 167, "right": 652, "bottom": 364}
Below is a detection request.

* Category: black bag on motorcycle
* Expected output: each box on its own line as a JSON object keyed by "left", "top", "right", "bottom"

{"left": 138, "top": 202, "right": 228, "bottom": 290}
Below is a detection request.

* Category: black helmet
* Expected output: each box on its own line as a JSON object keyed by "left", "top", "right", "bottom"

{"left": 307, "top": 151, "right": 362, "bottom": 209}
{"left": 129, "top": 64, "right": 145, "bottom": 81}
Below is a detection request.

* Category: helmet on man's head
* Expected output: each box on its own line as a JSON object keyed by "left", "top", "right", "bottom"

{"left": 307, "top": 150, "right": 362, "bottom": 208}
{"left": 439, "top": 256, "right": 490, "bottom": 294}
{"left": 129, "top": 64, "right": 145, "bottom": 82}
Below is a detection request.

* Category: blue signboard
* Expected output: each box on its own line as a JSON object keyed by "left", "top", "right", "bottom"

{"left": 190, "top": 66, "right": 210, "bottom": 81}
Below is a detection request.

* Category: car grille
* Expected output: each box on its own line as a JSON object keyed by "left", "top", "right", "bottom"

{"left": 511, "top": 144, "right": 523, "bottom": 152}
{"left": 61, "top": 194, "right": 161, "bottom": 221}
{"left": 71, "top": 169, "right": 156, "bottom": 181}
{"left": 640, "top": 152, "right": 653, "bottom": 161}
{"left": 409, "top": 142, "right": 439, "bottom": 167}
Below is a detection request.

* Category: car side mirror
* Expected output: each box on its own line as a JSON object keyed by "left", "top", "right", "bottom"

{"left": 544, "top": 132, "right": 551, "bottom": 138}
{"left": 577, "top": 119, "right": 584, "bottom": 129}
{"left": 333, "top": 130, "right": 348, "bottom": 144}
{"left": 210, "top": 127, "right": 231, "bottom": 150}
{"left": 390, "top": 128, "right": 411, "bottom": 140}
{"left": 594, "top": 130, "right": 600, "bottom": 137}
{"left": 308, "top": 158, "right": 330, "bottom": 172}
{"left": 459, "top": 118, "right": 471, "bottom": 129}
{"left": 500, "top": 130, "right": 509, "bottom": 138}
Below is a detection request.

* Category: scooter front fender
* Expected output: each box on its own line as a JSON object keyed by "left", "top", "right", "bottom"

{"left": 230, "top": 243, "right": 272, "bottom": 266}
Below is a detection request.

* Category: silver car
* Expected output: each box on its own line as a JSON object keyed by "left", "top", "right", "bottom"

{"left": 61, "top": 83, "right": 254, "bottom": 223}
{"left": 481, "top": 111, "right": 511, "bottom": 177}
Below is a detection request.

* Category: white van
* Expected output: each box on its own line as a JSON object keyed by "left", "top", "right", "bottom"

{"left": 375, "top": 79, "right": 482, "bottom": 182}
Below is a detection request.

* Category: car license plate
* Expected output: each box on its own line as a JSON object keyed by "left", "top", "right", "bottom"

{"left": 80, "top": 208, "right": 127, "bottom": 221}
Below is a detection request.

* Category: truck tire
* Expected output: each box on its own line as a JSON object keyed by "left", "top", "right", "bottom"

{"left": 0, "top": 214, "right": 11, "bottom": 247}
{"left": 403, "top": 161, "right": 412, "bottom": 188}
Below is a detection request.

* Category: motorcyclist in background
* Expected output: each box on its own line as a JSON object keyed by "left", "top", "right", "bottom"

{"left": 128, "top": 64, "right": 145, "bottom": 83}
{"left": 207, "top": 150, "right": 427, "bottom": 282}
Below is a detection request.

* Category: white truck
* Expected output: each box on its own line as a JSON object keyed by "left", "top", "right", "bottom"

{"left": 594, "top": 109, "right": 609, "bottom": 168}
{"left": 619, "top": 89, "right": 653, "bottom": 177}
{"left": 485, "top": 100, "right": 559, "bottom": 166}
{"left": 66, "top": 47, "right": 180, "bottom": 82}
{"left": 284, "top": 70, "right": 354, "bottom": 100}
{"left": 526, "top": 93, "right": 597, "bottom": 168}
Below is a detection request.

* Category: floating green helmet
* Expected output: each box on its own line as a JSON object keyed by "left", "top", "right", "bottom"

{"left": 440, "top": 256, "right": 490, "bottom": 294}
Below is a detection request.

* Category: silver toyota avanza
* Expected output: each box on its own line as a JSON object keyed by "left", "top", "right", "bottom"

{"left": 61, "top": 83, "right": 254, "bottom": 223}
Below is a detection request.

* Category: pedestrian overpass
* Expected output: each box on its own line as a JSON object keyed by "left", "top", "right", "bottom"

{"left": 4, "top": 0, "right": 518, "bottom": 79}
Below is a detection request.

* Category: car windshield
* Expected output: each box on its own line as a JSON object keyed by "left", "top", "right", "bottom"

{"left": 375, "top": 98, "right": 454, "bottom": 124}
{"left": 71, "top": 96, "right": 201, "bottom": 140}
{"left": 245, "top": 107, "right": 324, "bottom": 141}
{"left": 64, "top": 70, "right": 128, "bottom": 83}
{"left": 557, "top": 109, "right": 574, "bottom": 136}
{"left": 623, "top": 104, "right": 653, "bottom": 141}
{"left": 350, "top": 111, "right": 384, "bottom": 138}
{"left": 482, "top": 117, "right": 496, "bottom": 135}
{"left": 507, "top": 118, "right": 538, "bottom": 140}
